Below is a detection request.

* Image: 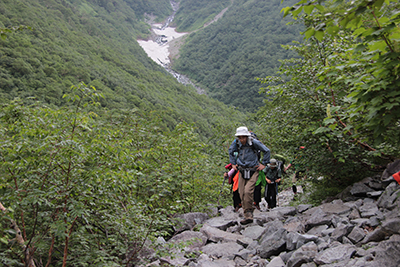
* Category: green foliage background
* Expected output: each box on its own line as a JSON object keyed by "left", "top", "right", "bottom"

{"left": 173, "top": 0, "right": 232, "bottom": 32}
{"left": 0, "top": 85, "right": 236, "bottom": 265}
{"left": 0, "top": 0, "right": 245, "bottom": 137}
{"left": 0, "top": 0, "right": 250, "bottom": 265}
{"left": 173, "top": 0, "right": 303, "bottom": 112}
{"left": 257, "top": 0, "right": 400, "bottom": 203}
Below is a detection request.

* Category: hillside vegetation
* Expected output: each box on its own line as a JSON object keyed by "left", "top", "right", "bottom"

{"left": 173, "top": 0, "right": 303, "bottom": 112}
{"left": 173, "top": 0, "right": 232, "bottom": 32}
{"left": 0, "top": 0, "right": 245, "bottom": 137}
{"left": 0, "top": 1, "right": 250, "bottom": 265}
{"left": 256, "top": 0, "right": 400, "bottom": 203}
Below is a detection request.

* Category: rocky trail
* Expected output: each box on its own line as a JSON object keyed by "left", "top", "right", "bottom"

{"left": 135, "top": 160, "right": 400, "bottom": 267}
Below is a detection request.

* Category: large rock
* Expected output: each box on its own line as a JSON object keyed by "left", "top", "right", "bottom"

{"left": 319, "top": 200, "right": 352, "bottom": 216}
{"left": 304, "top": 208, "right": 333, "bottom": 230}
{"left": 381, "top": 159, "right": 400, "bottom": 179}
{"left": 347, "top": 226, "right": 366, "bottom": 244}
{"left": 283, "top": 216, "right": 306, "bottom": 233}
{"left": 258, "top": 227, "right": 287, "bottom": 259}
{"left": 193, "top": 254, "right": 236, "bottom": 267}
{"left": 173, "top": 212, "right": 209, "bottom": 233}
{"left": 286, "top": 232, "right": 318, "bottom": 251}
{"left": 204, "top": 216, "right": 237, "bottom": 231}
{"left": 200, "top": 242, "right": 243, "bottom": 259}
{"left": 242, "top": 225, "right": 267, "bottom": 240}
{"left": 200, "top": 224, "right": 253, "bottom": 246}
{"left": 377, "top": 182, "right": 400, "bottom": 209}
{"left": 168, "top": 230, "right": 207, "bottom": 251}
{"left": 365, "top": 235, "right": 400, "bottom": 266}
{"left": 350, "top": 182, "right": 375, "bottom": 197}
{"left": 286, "top": 242, "right": 318, "bottom": 267}
{"left": 314, "top": 243, "right": 357, "bottom": 265}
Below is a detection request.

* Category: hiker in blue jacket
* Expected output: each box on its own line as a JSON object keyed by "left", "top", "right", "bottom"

{"left": 229, "top": 126, "right": 270, "bottom": 225}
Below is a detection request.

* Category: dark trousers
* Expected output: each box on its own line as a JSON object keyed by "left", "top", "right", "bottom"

{"left": 254, "top": 183, "right": 262, "bottom": 205}
{"left": 265, "top": 183, "right": 277, "bottom": 209}
{"left": 233, "top": 190, "right": 241, "bottom": 209}
{"left": 233, "top": 184, "right": 262, "bottom": 209}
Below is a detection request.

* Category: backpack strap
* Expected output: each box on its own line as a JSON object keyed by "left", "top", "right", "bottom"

{"left": 236, "top": 138, "right": 259, "bottom": 160}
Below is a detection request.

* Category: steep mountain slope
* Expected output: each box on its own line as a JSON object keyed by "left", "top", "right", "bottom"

{"left": 173, "top": 0, "right": 232, "bottom": 32}
{"left": 173, "top": 0, "right": 303, "bottom": 112}
{"left": 0, "top": 0, "right": 246, "bottom": 136}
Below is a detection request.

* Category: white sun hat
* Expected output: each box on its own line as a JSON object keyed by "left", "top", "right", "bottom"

{"left": 268, "top": 159, "right": 277, "bottom": 167}
{"left": 235, "top": 126, "right": 251, "bottom": 136}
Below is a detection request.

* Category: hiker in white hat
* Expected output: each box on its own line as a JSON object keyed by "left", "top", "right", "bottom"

{"left": 228, "top": 126, "right": 270, "bottom": 225}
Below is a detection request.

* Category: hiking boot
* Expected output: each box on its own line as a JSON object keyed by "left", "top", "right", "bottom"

{"left": 254, "top": 204, "right": 260, "bottom": 210}
{"left": 240, "top": 218, "right": 253, "bottom": 225}
{"left": 234, "top": 206, "right": 240, "bottom": 212}
{"left": 240, "top": 210, "right": 253, "bottom": 225}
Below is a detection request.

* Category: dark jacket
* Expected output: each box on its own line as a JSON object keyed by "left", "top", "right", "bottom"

{"left": 229, "top": 137, "right": 270, "bottom": 167}
{"left": 263, "top": 166, "right": 281, "bottom": 182}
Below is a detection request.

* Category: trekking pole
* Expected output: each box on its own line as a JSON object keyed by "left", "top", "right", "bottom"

{"left": 217, "top": 173, "right": 227, "bottom": 206}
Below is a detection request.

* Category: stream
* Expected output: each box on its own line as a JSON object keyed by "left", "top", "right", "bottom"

{"left": 137, "top": 1, "right": 206, "bottom": 95}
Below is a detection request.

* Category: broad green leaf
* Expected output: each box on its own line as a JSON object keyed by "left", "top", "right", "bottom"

{"left": 355, "top": 7, "right": 367, "bottom": 16}
{"left": 313, "top": 127, "right": 332, "bottom": 134}
{"left": 328, "top": 124, "right": 337, "bottom": 130}
{"left": 361, "top": 28, "right": 376, "bottom": 37}
{"left": 292, "top": 5, "right": 304, "bottom": 17}
{"left": 347, "top": 91, "right": 360, "bottom": 98}
{"left": 304, "top": 5, "right": 315, "bottom": 15}
{"left": 330, "top": 106, "right": 341, "bottom": 113}
{"left": 314, "top": 5, "right": 325, "bottom": 12}
{"left": 390, "top": 10, "right": 400, "bottom": 19}
{"left": 368, "top": 40, "right": 387, "bottom": 52}
{"left": 340, "top": 17, "right": 350, "bottom": 28}
{"left": 315, "top": 30, "right": 324, "bottom": 41}
{"left": 371, "top": 28, "right": 385, "bottom": 36}
{"left": 304, "top": 27, "right": 316, "bottom": 38}
{"left": 326, "top": 25, "right": 340, "bottom": 35}
{"left": 281, "top": 6, "right": 292, "bottom": 17}
{"left": 353, "top": 27, "right": 366, "bottom": 36}
{"left": 373, "top": 0, "right": 385, "bottom": 11}
{"left": 377, "top": 16, "right": 390, "bottom": 25}
{"left": 323, "top": 118, "right": 336, "bottom": 125}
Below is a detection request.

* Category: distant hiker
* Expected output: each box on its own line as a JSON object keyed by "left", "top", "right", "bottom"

{"left": 272, "top": 154, "right": 288, "bottom": 196}
{"left": 229, "top": 126, "right": 270, "bottom": 225}
{"left": 224, "top": 163, "right": 241, "bottom": 212}
{"left": 253, "top": 170, "right": 266, "bottom": 210}
{"left": 263, "top": 159, "right": 282, "bottom": 209}
{"left": 284, "top": 146, "right": 306, "bottom": 194}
